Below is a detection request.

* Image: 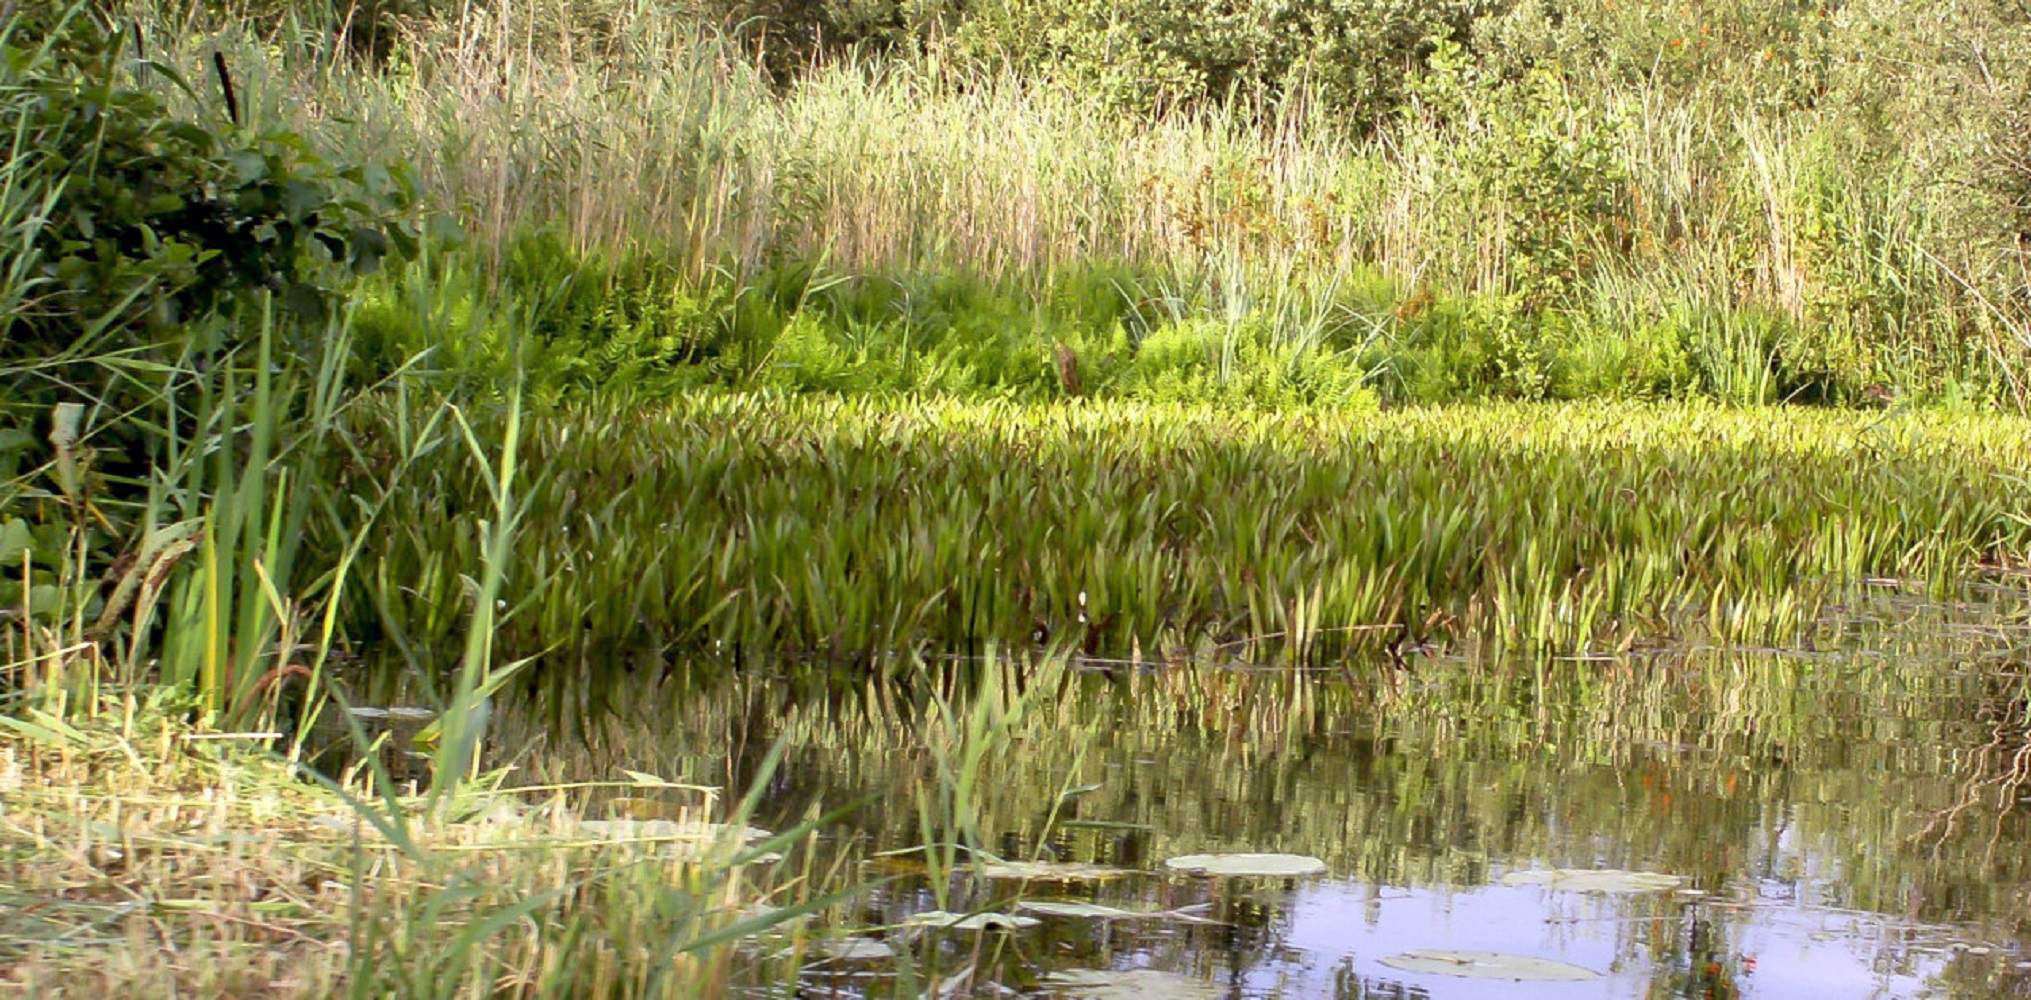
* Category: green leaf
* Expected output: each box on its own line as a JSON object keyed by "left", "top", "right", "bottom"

{"left": 25, "top": 584, "right": 64, "bottom": 618}
{"left": 0, "top": 519, "right": 34, "bottom": 564}
{"left": 283, "top": 178, "right": 327, "bottom": 220}
{"left": 226, "top": 149, "right": 267, "bottom": 184}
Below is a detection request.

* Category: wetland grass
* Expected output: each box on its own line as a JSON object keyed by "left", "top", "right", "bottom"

{"left": 10, "top": 3, "right": 2031, "bottom": 993}
{"left": 0, "top": 690, "right": 860, "bottom": 998}
{"left": 349, "top": 395, "right": 2031, "bottom": 675}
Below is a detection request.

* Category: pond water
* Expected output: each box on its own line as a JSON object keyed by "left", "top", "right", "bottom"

{"left": 492, "top": 591, "right": 2031, "bottom": 998}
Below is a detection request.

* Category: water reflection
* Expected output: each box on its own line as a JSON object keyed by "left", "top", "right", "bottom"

{"left": 492, "top": 601, "right": 2031, "bottom": 998}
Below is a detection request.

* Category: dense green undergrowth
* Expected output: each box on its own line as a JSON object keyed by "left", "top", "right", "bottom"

{"left": 107, "top": 0, "right": 2031, "bottom": 409}
{"left": 355, "top": 232, "right": 1963, "bottom": 409}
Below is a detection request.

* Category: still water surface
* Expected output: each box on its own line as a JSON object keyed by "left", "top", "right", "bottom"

{"left": 497, "top": 594, "right": 2031, "bottom": 998}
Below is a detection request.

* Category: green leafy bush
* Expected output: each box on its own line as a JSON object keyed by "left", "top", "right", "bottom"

{"left": 1114, "top": 317, "right": 1378, "bottom": 409}
{"left": 1411, "top": 41, "right": 1630, "bottom": 311}
{"left": 1472, "top": 0, "right": 1838, "bottom": 112}
{"left": 0, "top": 5, "right": 415, "bottom": 373}
{"left": 0, "top": 5, "right": 423, "bottom": 646}
{"left": 683, "top": 0, "right": 1494, "bottom": 121}
{"left": 949, "top": 0, "right": 1497, "bottom": 120}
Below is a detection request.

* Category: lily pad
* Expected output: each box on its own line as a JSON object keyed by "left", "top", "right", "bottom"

{"left": 1379, "top": 949, "right": 1600, "bottom": 982}
{"left": 1164, "top": 853, "right": 1327, "bottom": 877}
{"left": 345, "top": 706, "right": 436, "bottom": 722}
{"left": 1500, "top": 868, "right": 1684, "bottom": 893}
{"left": 1041, "top": 969, "right": 1224, "bottom": 999}
{"left": 903, "top": 910, "right": 1040, "bottom": 931}
{"left": 1019, "top": 900, "right": 1220, "bottom": 923}
{"left": 976, "top": 860, "right": 1131, "bottom": 882}
{"left": 813, "top": 938, "right": 894, "bottom": 961}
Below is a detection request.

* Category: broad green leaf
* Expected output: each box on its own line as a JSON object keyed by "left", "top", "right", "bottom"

{"left": 0, "top": 519, "right": 33, "bottom": 563}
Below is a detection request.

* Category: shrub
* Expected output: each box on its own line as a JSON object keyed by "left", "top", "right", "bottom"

{"left": 684, "top": 0, "right": 1496, "bottom": 123}
{"left": 1114, "top": 317, "right": 1378, "bottom": 409}
{"left": 1411, "top": 40, "right": 1631, "bottom": 311}
{"left": 0, "top": 4, "right": 415, "bottom": 376}
{"left": 952, "top": 0, "right": 1498, "bottom": 121}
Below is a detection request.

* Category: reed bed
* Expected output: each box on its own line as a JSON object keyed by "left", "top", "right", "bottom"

{"left": 345, "top": 395, "right": 2031, "bottom": 675}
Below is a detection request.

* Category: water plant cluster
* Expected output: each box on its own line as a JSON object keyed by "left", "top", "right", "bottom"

{"left": 354, "top": 395, "right": 2031, "bottom": 676}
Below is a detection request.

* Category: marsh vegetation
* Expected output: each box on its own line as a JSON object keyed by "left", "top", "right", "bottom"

{"left": 6, "top": 0, "right": 2031, "bottom": 996}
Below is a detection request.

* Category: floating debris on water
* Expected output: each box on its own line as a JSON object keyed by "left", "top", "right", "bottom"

{"left": 1379, "top": 949, "right": 1601, "bottom": 981}
{"left": 1499, "top": 868, "right": 1685, "bottom": 893}
{"left": 1164, "top": 853, "right": 1328, "bottom": 877}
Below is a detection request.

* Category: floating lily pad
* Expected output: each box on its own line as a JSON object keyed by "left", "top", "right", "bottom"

{"left": 813, "top": 938, "right": 894, "bottom": 961}
{"left": 1020, "top": 900, "right": 1219, "bottom": 923}
{"left": 1041, "top": 968, "right": 1224, "bottom": 999}
{"left": 345, "top": 706, "right": 436, "bottom": 722}
{"left": 903, "top": 910, "right": 1040, "bottom": 931}
{"left": 976, "top": 860, "right": 1131, "bottom": 882}
{"left": 1500, "top": 869, "right": 1684, "bottom": 893}
{"left": 1379, "top": 949, "right": 1600, "bottom": 981}
{"left": 1164, "top": 853, "right": 1327, "bottom": 877}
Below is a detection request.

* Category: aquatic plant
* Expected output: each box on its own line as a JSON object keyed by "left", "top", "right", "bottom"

{"left": 343, "top": 394, "right": 2031, "bottom": 678}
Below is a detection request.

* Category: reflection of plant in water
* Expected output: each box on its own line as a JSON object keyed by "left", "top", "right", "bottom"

{"left": 1918, "top": 678, "right": 2031, "bottom": 851}
{"left": 463, "top": 619, "right": 2031, "bottom": 992}
{"left": 1651, "top": 914, "right": 1750, "bottom": 1000}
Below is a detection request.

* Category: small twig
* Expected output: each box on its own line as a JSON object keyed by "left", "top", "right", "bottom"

{"left": 212, "top": 51, "right": 240, "bottom": 127}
